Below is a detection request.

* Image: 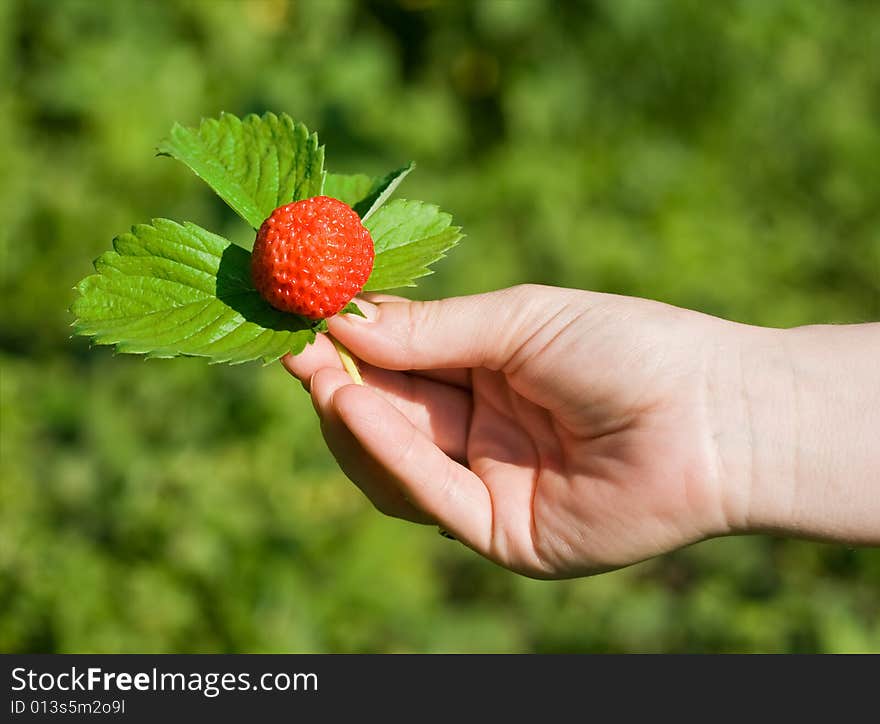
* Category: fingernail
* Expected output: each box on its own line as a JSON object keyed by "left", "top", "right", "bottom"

{"left": 340, "top": 298, "right": 378, "bottom": 322}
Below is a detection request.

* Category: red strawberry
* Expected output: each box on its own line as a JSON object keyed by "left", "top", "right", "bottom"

{"left": 251, "top": 196, "right": 374, "bottom": 320}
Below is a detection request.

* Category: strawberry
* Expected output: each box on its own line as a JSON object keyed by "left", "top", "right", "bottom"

{"left": 251, "top": 196, "right": 374, "bottom": 320}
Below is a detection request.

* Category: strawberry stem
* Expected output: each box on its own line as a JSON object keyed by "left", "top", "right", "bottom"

{"left": 330, "top": 337, "right": 363, "bottom": 385}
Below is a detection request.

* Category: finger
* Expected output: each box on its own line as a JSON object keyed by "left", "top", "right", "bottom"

{"left": 281, "top": 328, "right": 469, "bottom": 390}
{"left": 286, "top": 333, "right": 471, "bottom": 459}
{"left": 359, "top": 363, "right": 471, "bottom": 462}
{"left": 310, "top": 368, "right": 433, "bottom": 524}
{"left": 359, "top": 292, "right": 410, "bottom": 304}
{"left": 332, "top": 384, "right": 493, "bottom": 553}
{"left": 309, "top": 366, "right": 351, "bottom": 417}
{"left": 353, "top": 296, "right": 471, "bottom": 386}
{"left": 327, "top": 287, "right": 558, "bottom": 372}
{"left": 281, "top": 333, "right": 343, "bottom": 390}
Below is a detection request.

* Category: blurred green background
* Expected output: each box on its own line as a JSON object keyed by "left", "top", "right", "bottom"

{"left": 1, "top": 0, "right": 878, "bottom": 653}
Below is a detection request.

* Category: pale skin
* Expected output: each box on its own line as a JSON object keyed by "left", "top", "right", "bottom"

{"left": 282, "top": 285, "right": 880, "bottom": 579}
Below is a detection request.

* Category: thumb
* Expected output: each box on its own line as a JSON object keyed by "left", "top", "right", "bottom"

{"left": 326, "top": 285, "right": 564, "bottom": 372}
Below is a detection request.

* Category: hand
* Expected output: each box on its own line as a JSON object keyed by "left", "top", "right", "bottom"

{"left": 282, "top": 285, "right": 880, "bottom": 578}
{"left": 283, "top": 285, "right": 733, "bottom": 577}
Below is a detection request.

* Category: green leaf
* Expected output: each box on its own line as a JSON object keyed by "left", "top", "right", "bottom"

{"left": 340, "top": 301, "right": 366, "bottom": 318}
{"left": 157, "top": 112, "right": 324, "bottom": 230}
{"left": 354, "top": 163, "right": 414, "bottom": 220}
{"left": 71, "top": 219, "right": 316, "bottom": 365}
{"left": 364, "top": 200, "right": 463, "bottom": 291}
{"left": 324, "top": 163, "right": 414, "bottom": 219}
{"left": 322, "top": 173, "right": 376, "bottom": 208}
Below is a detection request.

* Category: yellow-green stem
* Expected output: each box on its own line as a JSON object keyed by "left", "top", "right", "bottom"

{"left": 330, "top": 337, "right": 363, "bottom": 385}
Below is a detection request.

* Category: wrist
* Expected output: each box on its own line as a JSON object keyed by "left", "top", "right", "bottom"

{"left": 708, "top": 323, "right": 797, "bottom": 536}
{"left": 713, "top": 322, "right": 880, "bottom": 543}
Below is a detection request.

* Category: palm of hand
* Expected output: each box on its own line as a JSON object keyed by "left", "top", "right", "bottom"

{"left": 465, "top": 338, "right": 722, "bottom": 577}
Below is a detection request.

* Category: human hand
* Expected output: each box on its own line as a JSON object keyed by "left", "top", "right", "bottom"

{"left": 282, "top": 285, "right": 880, "bottom": 578}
